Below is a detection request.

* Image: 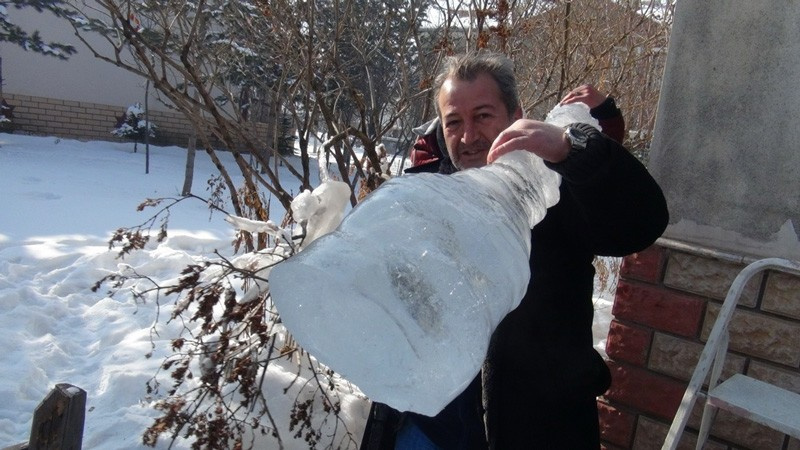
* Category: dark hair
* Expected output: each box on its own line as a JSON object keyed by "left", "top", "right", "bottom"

{"left": 433, "top": 52, "right": 520, "bottom": 116}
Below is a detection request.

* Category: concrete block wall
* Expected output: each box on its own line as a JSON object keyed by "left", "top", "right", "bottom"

{"left": 600, "top": 241, "right": 800, "bottom": 449}
{"left": 1, "top": 92, "right": 270, "bottom": 150}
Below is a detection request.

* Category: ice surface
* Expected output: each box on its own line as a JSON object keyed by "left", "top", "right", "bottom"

{"left": 270, "top": 151, "right": 560, "bottom": 416}
{"left": 290, "top": 180, "right": 352, "bottom": 247}
{"left": 269, "top": 103, "right": 597, "bottom": 415}
{"left": 546, "top": 102, "right": 601, "bottom": 130}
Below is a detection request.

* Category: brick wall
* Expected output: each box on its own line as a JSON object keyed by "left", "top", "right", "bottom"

{"left": 1, "top": 92, "right": 270, "bottom": 149}
{"left": 600, "top": 241, "right": 800, "bottom": 449}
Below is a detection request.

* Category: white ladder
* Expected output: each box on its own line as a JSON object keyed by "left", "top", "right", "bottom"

{"left": 662, "top": 258, "right": 800, "bottom": 450}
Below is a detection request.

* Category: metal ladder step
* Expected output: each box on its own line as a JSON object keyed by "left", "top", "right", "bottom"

{"left": 707, "top": 373, "right": 800, "bottom": 439}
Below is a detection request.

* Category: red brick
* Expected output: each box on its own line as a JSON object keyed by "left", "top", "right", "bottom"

{"left": 613, "top": 281, "right": 704, "bottom": 337}
{"left": 606, "top": 320, "right": 651, "bottom": 366}
{"left": 606, "top": 361, "right": 685, "bottom": 420}
{"left": 620, "top": 245, "right": 665, "bottom": 283}
{"left": 598, "top": 401, "right": 635, "bottom": 448}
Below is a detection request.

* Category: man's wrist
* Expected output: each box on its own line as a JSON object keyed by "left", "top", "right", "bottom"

{"left": 545, "top": 123, "right": 607, "bottom": 181}
{"left": 564, "top": 125, "right": 589, "bottom": 152}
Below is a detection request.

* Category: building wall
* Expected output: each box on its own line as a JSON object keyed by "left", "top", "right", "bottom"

{"left": 0, "top": 7, "right": 162, "bottom": 110}
{"left": 4, "top": 92, "right": 186, "bottom": 146}
{"left": 3, "top": 92, "right": 269, "bottom": 149}
{"left": 0, "top": 8, "right": 271, "bottom": 149}
{"left": 600, "top": 242, "right": 800, "bottom": 449}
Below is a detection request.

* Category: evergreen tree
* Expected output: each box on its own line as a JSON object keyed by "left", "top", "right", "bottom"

{"left": 111, "top": 103, "right": 156, "bottom": 153}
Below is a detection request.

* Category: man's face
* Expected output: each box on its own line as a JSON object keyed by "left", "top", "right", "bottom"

{"left": 437, "top": 73, "right": 519, "bottom": 169}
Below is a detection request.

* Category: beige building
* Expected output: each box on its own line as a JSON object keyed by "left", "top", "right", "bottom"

{"left": 0, "top": 6, "right": 266, "bottom": 147}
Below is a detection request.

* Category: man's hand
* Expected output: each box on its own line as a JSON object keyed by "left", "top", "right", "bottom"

{"left": 487, "top": 119, "right": 570, "bottom": 164}
{"left": 560, "top": 84, "right": 607, "bottom": 109}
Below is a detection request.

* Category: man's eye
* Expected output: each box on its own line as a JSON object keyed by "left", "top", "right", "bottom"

{"left": 445, "top": 120, "right": 461, "bottom": 129}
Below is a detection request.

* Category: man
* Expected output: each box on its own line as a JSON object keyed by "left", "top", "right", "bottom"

{"left": 362, "top": 52, "right": 668, "bottom": 449}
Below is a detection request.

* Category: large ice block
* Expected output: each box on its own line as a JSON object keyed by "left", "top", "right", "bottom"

{"left": 269, "top": 151, "right": 560, "bottom": 416}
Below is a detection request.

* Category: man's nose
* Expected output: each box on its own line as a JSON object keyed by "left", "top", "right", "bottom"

{"left": 461, "top": 120, "right": 477, "bottom": 145}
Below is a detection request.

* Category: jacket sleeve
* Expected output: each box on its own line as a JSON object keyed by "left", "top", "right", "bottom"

{"left": 544, "top": 122, "right": 668, "bottom": 256}
{"left": 591, "top": 97, "right": 625, "bottom": 144}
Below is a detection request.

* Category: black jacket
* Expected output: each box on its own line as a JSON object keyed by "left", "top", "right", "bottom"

{"left": 482, "top": 122, "right": 667, "bottom": 448}
{"left": 361, "top": 115, "right": 668, "bottom": 449}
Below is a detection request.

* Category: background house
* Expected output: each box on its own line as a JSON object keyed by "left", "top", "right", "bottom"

{"left": 0, "top": 6, "right": 270, "bottom": 148}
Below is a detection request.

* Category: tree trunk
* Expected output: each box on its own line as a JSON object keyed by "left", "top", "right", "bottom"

{"left": 182, "top": 129, "right": 196, "bottom": 196}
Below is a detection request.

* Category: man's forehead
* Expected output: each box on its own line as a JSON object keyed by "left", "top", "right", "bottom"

{"left": 438, "top": 75, "right": 503, "bottom": 113}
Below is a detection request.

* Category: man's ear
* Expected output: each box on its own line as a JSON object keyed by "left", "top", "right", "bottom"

{"left": 513, "top": 107, "right": 523, "bottom": 120}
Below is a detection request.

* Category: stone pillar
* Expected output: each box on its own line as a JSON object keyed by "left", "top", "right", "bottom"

{"left": 601, "top": 2, "right": 800, "bottom": 448}
{"left": 648, "top": 1, "right": 800, "bottom": 259}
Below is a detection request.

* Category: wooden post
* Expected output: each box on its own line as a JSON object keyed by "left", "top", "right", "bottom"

{"left": 27, "top": 383, "right": 86, "bottom": 450}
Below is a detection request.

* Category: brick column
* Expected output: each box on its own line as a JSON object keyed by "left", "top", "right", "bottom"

{"left": 600, "top": 241, "right": 800, "bottom": 449}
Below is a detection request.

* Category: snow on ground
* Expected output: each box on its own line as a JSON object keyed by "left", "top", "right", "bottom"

{"left": 0, "top": 134, "right": 369, "bottom": 449}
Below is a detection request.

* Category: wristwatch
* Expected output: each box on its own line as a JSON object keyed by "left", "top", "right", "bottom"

{"left": 564, "top": 125, "right": 589, "bottom": 152}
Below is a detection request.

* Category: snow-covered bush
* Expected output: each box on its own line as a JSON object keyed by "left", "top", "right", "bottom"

{"left": 0, "top": 99, "right": 14, "bottom": 132}
{"left": 93, "top": 179, "right": 362, "bottom": 449}
{"left": 112, "top": 103, "right": 157, "bottom": 151}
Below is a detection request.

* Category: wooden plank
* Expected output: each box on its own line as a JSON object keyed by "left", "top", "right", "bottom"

{"left": 708, "top": 374, "right": 800, "bottom": 439}
{"left": 27, "top": 383, "right": 86, "bottom": 450}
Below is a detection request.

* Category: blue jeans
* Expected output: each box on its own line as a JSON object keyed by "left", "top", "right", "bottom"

{"left": 394, "top": 418, "right": 442, "bottom": 450}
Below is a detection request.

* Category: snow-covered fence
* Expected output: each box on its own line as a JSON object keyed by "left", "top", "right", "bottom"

{"left": 2, "top": 384, "right": 86, "bottom": 450}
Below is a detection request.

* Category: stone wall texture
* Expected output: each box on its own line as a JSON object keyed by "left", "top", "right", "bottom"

{"left": 2, "top": 92, "right": 270, "bottom": 150}
{"left": 600, "top": 242, "right": 800, "bottom": 449}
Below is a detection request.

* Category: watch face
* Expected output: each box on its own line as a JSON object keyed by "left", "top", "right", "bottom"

{"left": 567, "top": 126, "right": 588, "bottom": 150}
